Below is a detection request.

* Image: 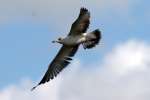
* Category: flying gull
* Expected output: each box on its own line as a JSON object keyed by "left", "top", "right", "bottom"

{"left": 32, "top": 7, "right": 102, "bottom": 90}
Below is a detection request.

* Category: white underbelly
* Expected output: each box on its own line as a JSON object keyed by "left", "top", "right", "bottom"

{"left": 77, "top": 37, "right": 86, "bottom": 43}
{"left": 63, "top": 36, "right": 86, "bottom": 46}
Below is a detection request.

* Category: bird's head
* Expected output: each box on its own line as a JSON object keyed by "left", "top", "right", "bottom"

{"left": 52, "top": 37, "right": 64, "bottom": 43}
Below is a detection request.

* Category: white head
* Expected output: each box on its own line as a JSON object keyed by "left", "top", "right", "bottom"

{"left": 52, "top": 37, "right": 64, "bottom": 44}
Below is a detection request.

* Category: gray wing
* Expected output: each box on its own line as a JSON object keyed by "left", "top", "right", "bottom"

{"left": 68, "top": 7, "right": 90, "bottom": 36}
{"left": 32, "top": 45, "right": 79, "bottom": 90}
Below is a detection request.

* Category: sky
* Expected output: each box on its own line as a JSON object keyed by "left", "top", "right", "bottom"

{"left": 0, "top": 0, "right": 150, "bottom": 100}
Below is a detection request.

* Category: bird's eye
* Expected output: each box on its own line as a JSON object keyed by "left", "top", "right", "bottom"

{"left": 58, "top": 38, "right": 61, "bottom": 40}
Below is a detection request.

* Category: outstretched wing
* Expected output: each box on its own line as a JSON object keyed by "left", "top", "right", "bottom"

{"left": 68, "top": 7, "right": 90, "bottom": 36}
{"left": 32, "top": 45, "right": 79, "bottom": 90}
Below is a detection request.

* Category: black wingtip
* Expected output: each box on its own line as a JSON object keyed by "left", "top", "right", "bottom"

{"left": 31, "top": 85, "right": 39, "bottom": 91}
{"left": 31, "top": 86, "right": 36, "bottom": 91}
{"left": 80, "top": 7, "right": 88, "bottom": 12}
{"left": 80, "top": 7, "right": 89, "bottom": 15}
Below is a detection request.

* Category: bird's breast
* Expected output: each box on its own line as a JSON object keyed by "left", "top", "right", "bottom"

{"left": 63, "top": 36, "right": 85, "bottom": 46}
{"left": 77, "top": 37, "right": 86, "bottom": 43}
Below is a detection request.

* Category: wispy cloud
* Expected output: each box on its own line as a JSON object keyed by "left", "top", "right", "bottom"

{"left": 60, "top": 39, "right": 150, "bottom": 100}
{"left": 0, "top": 79, "right": 60, "bottom": 100}
{"left": 0, "top": 0, "right": 132, "bottom": 24}
{"left": 1, "top": 39, "right": 150, "bottom": 100}
{"left": 0, "top": 0, "right": 131, "bottom": 15}
{"left": 103, "top": 39, "right": 150, "bottom": 75}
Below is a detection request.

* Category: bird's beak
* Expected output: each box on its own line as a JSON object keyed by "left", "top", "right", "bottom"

{"left": 52, "top": 40, "right": 56, "bottom": 43}
{"left": 52, "top": 40, "right": 60, "bottom": 43}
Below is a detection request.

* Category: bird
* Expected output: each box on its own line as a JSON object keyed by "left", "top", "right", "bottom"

{"left": 31, "top": 7, "right": 102, "bottom": 91}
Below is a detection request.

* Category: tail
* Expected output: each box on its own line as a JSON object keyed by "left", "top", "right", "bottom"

{"left": 82, "top": 29, "right": 101, "bottom": 49}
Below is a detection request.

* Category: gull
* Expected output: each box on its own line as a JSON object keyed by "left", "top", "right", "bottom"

{"left": 32, "top": 7, "right": 102, "bottom": 90}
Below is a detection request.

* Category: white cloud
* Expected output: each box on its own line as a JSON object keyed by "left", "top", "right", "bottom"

{"left": 60, "top": 39, "right": 150, "bottom": 100}
{"left": 0, "top": 78, "right": 60, "bottom": 100}
{"left": 0, "top": 0, "right": 131, "bottom": 15}
{"left": 103, "top": 39, "right": 150, "bottom": 75}
{"left": 0, "top": 59, "right": 81, "bottom": 100}
{"left": 1, "top": 39, "right": 150, "bottom": 100}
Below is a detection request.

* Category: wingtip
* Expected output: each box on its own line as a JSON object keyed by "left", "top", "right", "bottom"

{"left": 79, "top": 7, "right": 90, "bottom": 17}
{"left": 80, "top": 7, "right": 88, "bottom": 12}
{"left": 31, "top": 85, "right": 38, "bottom": 91}
{"left": 31, "top": 87, "right": 36, "bottom": 91}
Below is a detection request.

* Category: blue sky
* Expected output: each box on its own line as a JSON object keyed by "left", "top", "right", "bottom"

{"left": 0, "top": 0, "right": 150, "bottom": 100}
